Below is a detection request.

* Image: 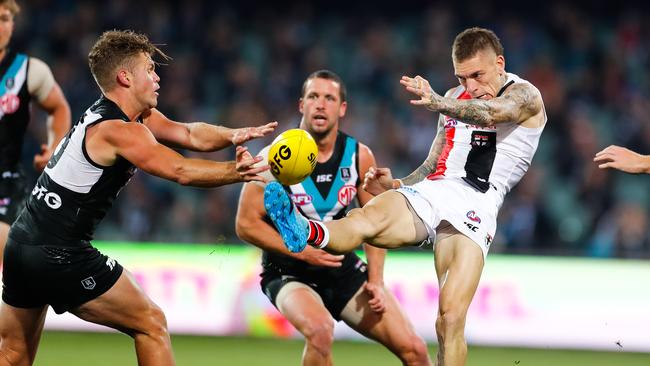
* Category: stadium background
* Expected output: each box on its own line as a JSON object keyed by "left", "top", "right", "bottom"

{"left": 9, "top": 0, "right": 650, "bottom": 364}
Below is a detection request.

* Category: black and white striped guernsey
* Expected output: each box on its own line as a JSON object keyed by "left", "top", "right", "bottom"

{"left": 10, "top": 96, "right": 138, "bottom": 246}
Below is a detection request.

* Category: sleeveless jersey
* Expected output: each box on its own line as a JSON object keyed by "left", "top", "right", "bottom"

{"left": 263, "top": 131, "right": 361, "bottom": 273}
{"left": 427, "top": 72, "right": 545, "bottom": 196}
{"left": 0, "top": 52, "right": 32, "bottom": 170}
{"left": 10, "top": 96, "right": 138, "bottom": 246}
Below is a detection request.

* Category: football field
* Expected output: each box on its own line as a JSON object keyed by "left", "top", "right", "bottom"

{"left": 35, "top": 331, "right": 648, "bottom": 366}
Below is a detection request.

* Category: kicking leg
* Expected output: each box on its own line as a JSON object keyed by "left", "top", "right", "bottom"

{"left": 433, "top": 232, "right": 484, "bottom": 366}
{"left": 71, "top": 270, "right": 174, "bottom": 366}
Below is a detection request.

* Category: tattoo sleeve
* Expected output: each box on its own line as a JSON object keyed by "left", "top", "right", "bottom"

{"left": 401, "top": 114, "right": 446, "bottom": 185}
{"left": 431, "top": 83, "right": 540, "bottom": 126}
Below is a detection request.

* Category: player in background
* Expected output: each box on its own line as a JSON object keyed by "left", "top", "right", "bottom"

{"left": 0, "top": 0, "right": 71, "bottom": 265}
{"left": 0, "top": 30, "right": 276, "bottom": 366}
{"left": 237, "top": 70, "right": 431, "bottom": 366}
{"left": 264, "top": 28, "right": 546, "bottom": 366}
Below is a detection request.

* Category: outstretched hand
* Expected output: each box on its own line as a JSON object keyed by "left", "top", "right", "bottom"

{"left": 364, "top": 282, "right": 386, "bottom": 314}
{"left": 400, "top": 75, "right": 440, "bottom": 111}
{"left": 295, "top": 246, "right": 344, "bottom": 267}
{"left": 33, "top": 144, "right": 53, "bottom": 172}
{"left": 231, "top": 121, "right": 278, "bottom": 145}
{"left": 594, "top": 145, "right": 650, "bottom": 174}
{"left": 235, "top": 145, "right": 269, "bottom": 182}
{"left": 362, "top": 166, "right": 395, "bottom": 196}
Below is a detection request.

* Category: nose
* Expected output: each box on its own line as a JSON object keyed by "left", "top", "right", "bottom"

{"left": 316, "top": 96, "right": 326, "bottom": 109}
{"left": 465, "top": 78, "right": 480, "bottom": 94}
{"left": 153, "top": 71, "right": 160, "bottom": 83}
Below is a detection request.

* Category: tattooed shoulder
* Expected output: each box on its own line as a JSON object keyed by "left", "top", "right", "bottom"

{"left": 501, "top": 83, "right": 542, "bottom": 116}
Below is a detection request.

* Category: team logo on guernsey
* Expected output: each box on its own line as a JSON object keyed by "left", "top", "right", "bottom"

{"left": 0, "top": 94, "right": 20, "bottom": 114}
{"left": 340, "top": 167, "right": 351, "bottom": 182}
{"left": 338, "top": 185, "right": 357, "bottom": 206}
{"left": 290, "top": 193, "right": 312, "bottom": 206}
{"left": 5, "top": 77, "right": 14, "bottom": 89}
{"left": 444, "top": 116, "right": 457, "bottom": 128}
{"left": 485, "top": 233, "right": 493, "bottom": 248}
{"left": 466, "top": 210, "right": 481, "bottom": 223}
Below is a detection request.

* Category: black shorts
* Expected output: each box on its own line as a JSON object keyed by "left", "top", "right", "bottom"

{"left": 261, "top": 255, "right": 368, "bottom": 321}
{"left": 0, "top": 170, "right": 28, "bottom": 225}
{"left": 2, "top": 237, "right": 123, "bottom": 314}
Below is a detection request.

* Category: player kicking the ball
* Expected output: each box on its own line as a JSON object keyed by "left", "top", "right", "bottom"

{"left": 264, "top": 28, "right": 546, "bottom": 366}
{"left": 237, "top": 70, "right": 431, "bottom": 366}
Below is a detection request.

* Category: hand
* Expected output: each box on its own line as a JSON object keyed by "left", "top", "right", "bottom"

{"left": 295, "top": 245, "right": 344, "bottom": 267}
{"left": 594, "top": 145, "right": 650, "bottom": 174}
{"left": 362, "top": 167, "right": 394, "bottom": 196}
{"left": 235, "top": 145, "right": 269, "bottom": 182}
{"left": 231, "top": 121, "right": 278, "bottom": 145}
{"left": 33, "top": 144, "right": 53, "bottom": 172}
{"left": 400, "top": 75, "right": 440, "bottom": 111}
{"left": 364, "top": 282, "right": 386, "bottom": 314}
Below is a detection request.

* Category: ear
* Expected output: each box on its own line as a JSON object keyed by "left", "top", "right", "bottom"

{"left": 116, "top": 69, "right": 131, "bottom": 87}
{"left": 339, "top": 101, "right": 347, "bottom": 118}
{"left": 496, "top": 55, "right": 506, "bottom": 74}
{"left": 298, "top": 98, "right": 305, "bottom": 114}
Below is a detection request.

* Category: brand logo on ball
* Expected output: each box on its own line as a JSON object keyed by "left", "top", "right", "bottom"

{"left": 307, "top": 152, "right": 316, "bottom": 169}
{"left": 338, "top": 185, "right": 357, "bottom": 206}
{"left": 272, "top": 144, "right": 291, "bottom": 171}
{"left": 466, "top": 210, "right": 481, "bottom": 223}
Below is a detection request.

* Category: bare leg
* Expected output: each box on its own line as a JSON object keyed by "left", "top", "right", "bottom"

{"left": 0, "top": 302, "right": 48, "bottom": 366}
{"left": 433, "top": 233, "right": 484, "bottom": 366}
{"left": 275, "top": 282, "right": 334, "bottom": 366}
{"left": 71, "top": 270, "right": 174, "bottom": 366}
{"left": 0, "top": 222, "right": 9, "bottom": 266}
{"left": 342, "top": 284, "right": 432, "bottom": 366}
{"left": 326, "top": 191, "right": 419, "bottom": 253}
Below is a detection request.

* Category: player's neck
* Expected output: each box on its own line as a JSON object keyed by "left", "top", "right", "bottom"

{"left": 104, "top": 90, "right": 146, "bottom": 121}
{"left": 315, "top": 129, "right": 337, "bottom": 163}
{"left": 0, "top": 48, "right": 7, "bottom": 63}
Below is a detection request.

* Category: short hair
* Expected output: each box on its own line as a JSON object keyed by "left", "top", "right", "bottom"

{"left": 0, "top": 0, "right": 20, "bottom": 16}
{"left": 452, "top": 27, "right": 504, "bottom": 62}
{"left": 88, "top": 30, "right": 169, "bottom": 93}
{"left": 301, "top": 69, "right": 347, "bottom": 102}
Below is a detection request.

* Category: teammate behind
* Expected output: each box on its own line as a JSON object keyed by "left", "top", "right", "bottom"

{"left": 264, "top": 28, "right": 546, "bottom": 366}
{"left": 0, "top": 0, "right": 71, "bottom": 265}
{"left": 0, "top": 30, "right": 276, "bottom": 366}
{"left": 236, "top": 70, "right": 431, "bottom": 366}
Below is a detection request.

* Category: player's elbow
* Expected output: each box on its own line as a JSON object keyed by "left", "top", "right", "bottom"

{"left": 169, "top": 162, "right": 193, "bottom": 186}
{"left": 235, "top": 214, "right": 254, "bottom": 242}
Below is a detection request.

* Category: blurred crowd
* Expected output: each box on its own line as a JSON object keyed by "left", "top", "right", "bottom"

{"left": 14, "top": 1, "right": 650, "bottom": 258}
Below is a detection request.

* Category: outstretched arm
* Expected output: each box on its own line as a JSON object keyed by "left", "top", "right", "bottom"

{"left": 401, "top": 75, "right": 543, "bottom": 127}
{"left": 143, "top": 108, "right": 277, "bottom": 151}
{"left": 594, "top": 145, "right": 650, "bottom": 174}
{"left": 33, "top": 83, "right": 71, "bottom": 171}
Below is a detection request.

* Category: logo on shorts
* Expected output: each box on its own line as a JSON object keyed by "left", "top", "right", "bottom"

{"left": 0, "top": 198, "right": 10, "bottom": 207}
{"left": 466, "top": 210, "right": 481, "bottom": 223}
{"left": 81, "top": 277, "right": 96, "bottom": 290}
{"left": 485, "top": 233, "right": 493, "bottom": 248}
{"left": 340, "top": 167, "right": 351, "bottom": 182}
{"left": 106, "top": 257, "right": 116, "bottom": 271}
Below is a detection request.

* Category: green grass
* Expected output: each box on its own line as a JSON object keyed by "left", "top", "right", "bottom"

{"left": 34, "top": 331, "right": 648, "bottom": 366}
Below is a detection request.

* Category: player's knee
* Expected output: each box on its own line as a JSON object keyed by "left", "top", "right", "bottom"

{"left": 0, "top": 338, "right": 28, "bottom": 365}
{"left": 395, "top": 334, "right": 430, "bottom": 365}
{"left": 436, "top": 306, "right": 466, "bottom": 337}
{"left": 302, "top": 319, "right": 334, "bottom": 355}
{"left": 136, "top": 303, "right": 169, "bottom": 339}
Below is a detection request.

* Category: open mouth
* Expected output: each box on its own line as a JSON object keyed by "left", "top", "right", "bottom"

{"left": 313, "top": 114, "right": 327, "bottom": 123}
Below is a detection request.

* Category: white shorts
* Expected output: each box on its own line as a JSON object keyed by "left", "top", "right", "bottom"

{"left": 396, "top": 178, "right": 503, "bottom": 258}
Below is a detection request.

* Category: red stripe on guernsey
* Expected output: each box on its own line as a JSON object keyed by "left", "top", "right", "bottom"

{"left": 427, "top": 90, "right": 472, "bottom": 180}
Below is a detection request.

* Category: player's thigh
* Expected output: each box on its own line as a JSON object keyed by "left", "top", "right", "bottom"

{"left": 341, "top": 286, "right": 419, "bottom": 348}
{"left": 275, "top": 281, "right": 334, "bottom": 334}
{"left": 435, "top": 233, "right": 484, "bottom": 312}
{"left": 360, "top": 190, "right": 419, "bottom": 248}
{"left": 0, "top": 302, "right": 48, "bottom": 358}
{"left": 70, "top": 269, "right": 162, "bottom": 334}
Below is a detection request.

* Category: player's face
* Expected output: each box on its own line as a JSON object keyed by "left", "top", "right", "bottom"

{"left": 130, "top": 52, "right": 160, "bottom": 109}
{"left": 299, "top": 78, "right": 347, "bottom": 138}
{"left": 0, "top": 6, "right": 15, "bottom": 52}
{"left": 453, "top": 49, "right": 506, "bottom": 100}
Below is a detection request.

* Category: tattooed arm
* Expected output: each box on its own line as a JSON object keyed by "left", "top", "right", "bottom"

{"left": 401, "top": 76, "right": 543, "bottom": 127}
{"left": 401, "top": 113, "right": 447, "bottom": 185}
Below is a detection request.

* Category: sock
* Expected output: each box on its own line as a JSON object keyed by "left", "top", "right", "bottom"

{"left": 307, "top": 220, "right": 330, "bottom": 249}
